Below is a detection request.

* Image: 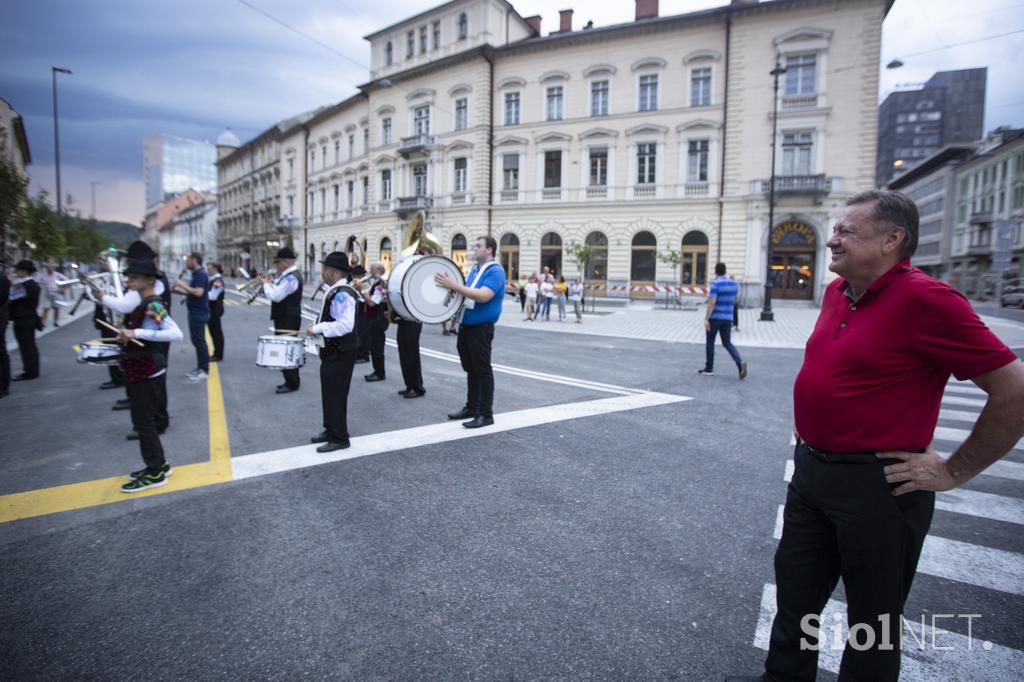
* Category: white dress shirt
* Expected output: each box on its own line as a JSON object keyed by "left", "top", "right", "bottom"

{"left": 99, "top": 279, "right": 166, "bottom": 314}
{"left": 262, "top": 266, "right": 299, "bottom": 302}
{"left": 312, "top": 285, "right": 355, "bottom": 338}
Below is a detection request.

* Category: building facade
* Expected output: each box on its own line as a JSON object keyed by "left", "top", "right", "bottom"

{"left": 235, "top": 0, "right": 890, "bottom": 304}
{"left": 161, "top": 196, "right": 218, "bottom": 268}
{"left": 144, "top": 188, "right": 211, "bottom": 261}
{"left": 876, "top": 68, "right": 986, "bottom": 187}
{"left": 143, "top": 134, "right": 217, "bottom": 208}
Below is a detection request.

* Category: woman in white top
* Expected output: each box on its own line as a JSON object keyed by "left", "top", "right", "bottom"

{"left": 523, "top": 273, "right": 538, "bottom": 321}
{"left": 569, "top": 278, "right": 584, "bottom": 323}
{"left": 539, "top": 276, "right": 554, "bottom": 321}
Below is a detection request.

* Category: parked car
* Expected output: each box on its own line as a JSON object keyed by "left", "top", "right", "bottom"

{"left": 1001, "top": 285, "right": 1024, "bottom": 308}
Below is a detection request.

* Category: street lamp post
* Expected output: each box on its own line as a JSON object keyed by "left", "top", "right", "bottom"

{"left": 52, "top": 66, "right": 72, "bottom": 214}
{"left": 760, "top": 61, "right": 787, "bottom": 323}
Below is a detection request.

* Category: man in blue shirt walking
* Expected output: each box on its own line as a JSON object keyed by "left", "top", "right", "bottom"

{"left": 435, "top": 235, "right": 506, "bottom": 428}
{"left": 172, "top": 251, "right": 210, "bottom": 382}
{"left": 699, "top": 262, "right": 747, "bottom": 379}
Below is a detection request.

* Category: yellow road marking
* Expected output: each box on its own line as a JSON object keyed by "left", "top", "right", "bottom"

{"left": 0, "top": 332, "right": 232, "bottom": 523}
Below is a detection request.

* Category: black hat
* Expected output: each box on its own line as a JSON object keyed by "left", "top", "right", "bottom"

{"left": 126, "top": 241, "right": 156, "bottom": 260}
{"left": 122, "top": 259, "right": 159, "bottom": 277}
{"left": 351, "top": 264, "right": 367, "bottom": 277}
{"left": 274, "top": 247, "right": 297, "bottom": 261}
{"left": 319, "top": 251, "right": 353, "bottom": 273}
{"left": 14, "top": 259, "right": 36, "bottom": 273}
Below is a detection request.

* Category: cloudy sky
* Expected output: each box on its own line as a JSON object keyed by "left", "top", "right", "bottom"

{"left": 2, "top": 0, "right": 1022, "bottom": 224}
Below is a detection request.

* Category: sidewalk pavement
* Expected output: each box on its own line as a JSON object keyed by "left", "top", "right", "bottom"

{"left": 496, "top": 299, "right": 1024, "bottom": 351}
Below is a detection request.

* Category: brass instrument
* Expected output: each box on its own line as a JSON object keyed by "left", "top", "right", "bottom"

{"left": 56, "top": 272, "right": 108, "bottom": 288}
{"left": 401, "top": 210, "right": 444, "bottom": 258}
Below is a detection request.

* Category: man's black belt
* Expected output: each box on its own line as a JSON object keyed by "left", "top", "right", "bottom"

{"left": 796, "top": 440, "right": 877, "bottom": 464}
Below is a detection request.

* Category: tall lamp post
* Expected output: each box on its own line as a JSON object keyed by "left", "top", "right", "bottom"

{"left": 52, "top": 66, "right": 73, "bottom": 213}
{"left": 760, "top": 61, "right": 787, "bottom": 322}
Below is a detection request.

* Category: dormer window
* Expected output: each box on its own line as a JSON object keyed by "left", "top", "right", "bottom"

{"left": 458, "top": 13, "right": 468, "bottom": 40}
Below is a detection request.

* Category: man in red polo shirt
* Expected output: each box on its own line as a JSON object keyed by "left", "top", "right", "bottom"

{"left": 728, "top": 190, "right": 1024, "bottom": 682}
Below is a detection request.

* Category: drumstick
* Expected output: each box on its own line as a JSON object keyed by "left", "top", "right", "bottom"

{"left": 270, "top": 328, "right": 301, "bottom": 335}
{"left": 95, "top": 318, "right": 145, "bottom": 347}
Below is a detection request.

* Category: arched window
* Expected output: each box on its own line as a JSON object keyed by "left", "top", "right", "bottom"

{"left": 385, "top": 41, "right": 393, "bottom": 66}
{"left": 320, "top": 242, "right": 327, "bottom": 258}
{"left": 681, "top": 230, "right": 709, "bottom": 286}
{"left": 458, "top": 13, "right": 468, "bottom": 40}
{"left": 451, "top": 233, "right": 468, "bottom": 275}
{"left": 380, "top": 237, "right": 393, "bottom": 274}
{"left": 584, "top": 231, "right": 608, "bottom": 290}
{"left": 499, "top": 233, "right": 519, "bottom": 281}
{"left": 540, "top": 232, "right": 563, "bottom": 275}
{"left": 630, "top": 231, "right": 657, "bottom": 296}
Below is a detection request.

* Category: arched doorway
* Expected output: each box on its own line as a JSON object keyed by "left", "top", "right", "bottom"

{"left": 770, "top": 221, "right": 817, "bottom": 300}
{"left": 451, "top": 233, "right": 468, "bottom": 275}
{"left": 630, "top": 231, "right": 657, "bottom": 299}
{"left": 681, "top": 231, "right": 709, "bottom": 287}
{"left": 540, "top": 232, "right": 562, "bottom": 276}
{"left": 585, "top": 231, "right": 608, "bottom": 296}
{"left": 380, "top": 237, "right": 393, "bottom": 275}
{"left": 499, "top": 233, "right": 520, "bottom": 281}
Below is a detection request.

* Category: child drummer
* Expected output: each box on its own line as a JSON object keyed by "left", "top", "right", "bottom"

{"left": 116, "top": 259, "right": 183, "bottom": 492}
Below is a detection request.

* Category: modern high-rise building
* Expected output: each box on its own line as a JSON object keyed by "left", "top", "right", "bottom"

{"left": 143, "top": 134, "right": 217, "bottom": 208}
{"left": 877, "top": 68, "right": 986, "bottom": 186}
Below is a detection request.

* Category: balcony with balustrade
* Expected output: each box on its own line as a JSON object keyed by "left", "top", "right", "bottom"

{"left": 394, "top": 195, "right": 432, "bottom": 218}
{"left": 397, "top": 134, "right": 439, "bottom": 159}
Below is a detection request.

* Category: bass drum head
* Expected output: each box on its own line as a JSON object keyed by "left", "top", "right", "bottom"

{"left": 390, "top": 255, "right": 465, "bottom": 324}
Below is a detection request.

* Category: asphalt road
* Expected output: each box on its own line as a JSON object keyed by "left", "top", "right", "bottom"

{"left": 1, "top": 297, "right": 1021, "bottom": 680}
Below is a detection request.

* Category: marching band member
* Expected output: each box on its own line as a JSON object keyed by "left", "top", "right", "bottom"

{"left": 306, "top": 252, "right": 357, "bottom": 453}
{"left": 358, "top": 261, "right": 389, "bottom": 382}
{"left": 262, "top": 247, "right": 304, "bottom": 394}
{"left": 206, "top": 262, "right": 225, "bottom": 362}
{"left": 115, "top": 259, "right": 183, "bottom": 492}
{"left": 9, "top": 260, "right": 42, "bottom": 382}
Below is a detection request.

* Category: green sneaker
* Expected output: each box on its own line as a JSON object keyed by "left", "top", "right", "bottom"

{"left": 129, "top": 463, "right": 172, "bottom": 479}
{"left": 121, "top": 471, "right": 167, "bottom": 493}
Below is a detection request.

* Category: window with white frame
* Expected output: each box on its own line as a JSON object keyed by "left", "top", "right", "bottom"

{"left": 458, "top": 13, "right": 468, "bottom": 40}
{"left": 785, "top": 54, "right": 816, "bottom": 95}
{"left": 321, "top": 144, "right": 327, "bottom": 168}
{"left": 333, "top": 184, "right": 339, "bottom": 211}
{"left": 455, "top": 98, "right": 468, "bottom": 131}
{"left": 406, "top": 31, "right": 414, "bottom": 58}
{"left": 544, "top": 150, "right": 562, "bottom": 188}
{"left": 502, "top": 154, "right": 519, "bottom": 190}
{"left": 591, "top": 81, "right": 609, "bottom": 117}
{"left": 333, "top": 140, "right": 340, "bottom": 164}
{"left": 639, "top": 74, "right": 658, "bottom": 112}
{"left": 637, "top": 143, "right": 656, "bottom": 184}
{"left": 505, "top": 92, "right": 520, "bottom": 125}
{"left": 308, "top": 191, "right": 314, "bottom": 216}
{"left": 348, "top": 134, "right": 354, "bottom": 159}
{"left": 432, "top": 21, "right": 441, "bottom": 49}
{"left": 287, "top": 195, "right": 294, "bottom": 216}
{"left": 454, "top": 157, "right": 467, "bottom": 193}
{"left": 419, "top": 26, "right": 427, "bottom": 53}
{"left": 414, "top": 106, "right": 430, "bottom": 135}
{"left": 347, "top": 181, "right": 354, "bottom": 207}
{"left": 385, "top": 41, "right": 393, "bottom": 66}
{"left": 362, "top": 177, "right": 369, "bottom": 206}
{"left": 382, "top": 117, "right": 392, "bottom": 145}
{"left": 546, "top": 86, "right": 564, "bottom": 121}
{"left": 589, "top": 147, "right": 608, "bottom": 186}
{"left": 381, "top": 169, "right": 392, "bottom": 200}
{"left": 690, "top": 67, "right": 711, "bottom": 107}
{"left": 687, "top": 139, "right": 709, "bottom": 182}
{"left": 320, "top": 188, "right": 326, "bottom": 216}
{"left": 287, "top": 157, "right": 294, "bottom": 181}
{"left": 363, "top": 128, "right": 369, "bottom": 154}
{"left": 781, "top": 131, "right": 814, "bottom": 175}
{"left": 413, "top": 163, "right": 428, "bottom": 196}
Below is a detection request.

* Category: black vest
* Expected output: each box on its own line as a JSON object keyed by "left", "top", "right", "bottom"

{"left": 271, "top": 270, "right": 303, "bottom": 322}
{"left": 320, "top": 286, "right": 358, "bottom": 357}
{"left": 120, "top": 295, "right": 167, "bottom": 382}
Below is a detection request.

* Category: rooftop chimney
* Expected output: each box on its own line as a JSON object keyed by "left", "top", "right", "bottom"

{"left": 558, "top": 9, "right": 573, "bottom": 33}
{"left": 635, "top": 0, "right": 659, "bottom": 20}
{"left": 524, "top": 15, "right": 542, "bottom": 34}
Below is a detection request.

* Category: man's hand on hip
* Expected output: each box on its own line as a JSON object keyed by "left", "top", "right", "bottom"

{"left": 880, "top": 448, "right": 959, "bottom": 495}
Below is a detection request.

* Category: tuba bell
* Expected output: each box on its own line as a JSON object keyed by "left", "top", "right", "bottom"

{"left": 401, "top": 210, "right": 444, "bottom": 258}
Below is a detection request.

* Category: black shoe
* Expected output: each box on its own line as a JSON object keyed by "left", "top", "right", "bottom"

{"left": 12, "top": 374, "right": 37, "bottom": 382}
{"left": 739, "top": 362, "right": 748, "bottom": 380}
{"left": 99, "top": 380, "right": 122, "bottom": 390}
{"left": 116, "top": 397, "right": 131, "bottom": 405}
{"left": 364, "top": 373, "right": 385, "bottom": 382}
{"left": 129, "top": 462, "right": 173, "bottom": 479}
{"left": 354, "top": 357, "right": 370, "bottom": 364}
{"left": 402, "top": 388, "right": 426, "bottom": 399}
{"left": 462, "top": 416, "right": 494, "bottom": 429}
{"left": 311, "top": 430, "right": 330, "bottom": 444}
{"left": 112, "top": 401, "right": 131, "bottom": 411}
{"left": 317, "top": 440, "right": 351, "bottom": 453}
{"left": 448, "top": 408, "right": 476, "bottom": 420}
{"left": 275, "top": 385, "right": 299, "bottom": 394}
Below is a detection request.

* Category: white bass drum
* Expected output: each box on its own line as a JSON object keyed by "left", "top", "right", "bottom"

{"left": 387, "top": 255, "right": 465, "bottom": 324}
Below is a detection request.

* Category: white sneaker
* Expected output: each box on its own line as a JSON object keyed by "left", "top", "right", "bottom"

{"left": 189, "top": 370, "right": 208, "bottom": 382}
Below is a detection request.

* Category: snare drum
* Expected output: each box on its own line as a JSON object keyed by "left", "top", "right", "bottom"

{"left": 77, "top": 342, "right": 122, "bottom": 366}
{"left": 255, "top": 335, "right": 306, "bottom": 369}
{"left": 387, "top": 255, "right": 465, "bottom": 324}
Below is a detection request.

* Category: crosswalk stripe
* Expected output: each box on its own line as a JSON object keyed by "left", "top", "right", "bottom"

{"left": 943, "top": 384, "right": 987, "bottom": 397}
{"left": 772, "top": 504, "right": 1024, "bottom": 595}
{"left": 938, "top": 408, "right": 981, "bottom": 424}
{"left": 935, "top": 488, "right": 1024, "bottom": 525}
{"left": 937, "top": 452, "right": 1024, "bottom": 482}
{"left": 753, "top": 583, "right": 1024, "bottom": 680}
{"left": 942, "top": 395, "right": 986, "bottom": 408}
{"left": 933, "top": 425, "right": 1024, "bottom": 451}
{"left": 784, "top": 459, "right": 794, "bottom": 483}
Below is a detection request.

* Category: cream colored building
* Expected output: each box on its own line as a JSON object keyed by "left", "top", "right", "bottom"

{"left": 258, "top": 0, "right": 891, "bottom": 304}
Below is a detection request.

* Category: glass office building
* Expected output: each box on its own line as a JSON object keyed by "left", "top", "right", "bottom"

{"left": 144, "top": 134, "right": 217, "bottom": 207}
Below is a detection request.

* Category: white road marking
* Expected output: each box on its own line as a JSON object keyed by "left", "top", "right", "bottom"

{"left": 773, "top": 504, "right": 785, "bottom": 539}
{"left": 942, "top": 395, "right": 987, "bottom": 409}
{"left": 933, "top": 425, "right": 1024, "bottom": 451}
{"left": 943, "top": 384, "right": 987, "bottom": 397}
{"left": 938, "top": 408, "right": 981, "bottom": 424}
{"left": 772, "top": 504, "right": 1024, "bottom": 595}
{"left": 753, "top": 583, "right": 1024, "bottom": 680}
{"left": 935, "top": 488, "right": 1024, "bottom": 525}
{"left": 784, "top": 459, "right": 794, "bottom": 483}
{"left": 232, "top": 390, "right": 691, "bottom": 481}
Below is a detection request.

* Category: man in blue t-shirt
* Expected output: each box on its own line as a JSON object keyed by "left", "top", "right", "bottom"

{"left": 435, "top": 235, "right": 506, "bottom": 428}
{"left": 172, "top": 251, "right": 211, "bottom": 382}
{"left": 699, "top": 262, "right": 747, "bottom": 379}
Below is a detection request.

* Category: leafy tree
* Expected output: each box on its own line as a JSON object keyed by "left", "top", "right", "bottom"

{"left": 14, "top": 190, "right": 67, "bottom": 259}
{"left": 657, "top": 249, "right": 682, "bottom": 283}
{"left": 566, "top": 242, "right": 594, "bottom": 278}
{"left": 0, "top": 130, "right": 29, "bottom": 260}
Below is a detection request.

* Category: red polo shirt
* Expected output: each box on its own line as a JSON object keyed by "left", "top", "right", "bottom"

{"left": 793, "top": 260, "right": 1018, "bottom": 453}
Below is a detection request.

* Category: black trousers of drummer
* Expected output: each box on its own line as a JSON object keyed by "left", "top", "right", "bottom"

{"left": 367, "top": 313, "right": 389, "bottom": 377}
{"left": 355, "top": 307, "right": 370, "bottom": 361}
{"left": 396, "top": 318, "right": 424, "bottom": 392}
{"left": 274, "top": 315, "right": 301, "bottom": 389}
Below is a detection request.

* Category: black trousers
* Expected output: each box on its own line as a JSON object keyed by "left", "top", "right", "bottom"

{"left": 207, "top": 306, "right": 224, "bottom": 359}
{"left": 107, "top": 364, "right": 125, "bottom": 386}
{"left": 368, "top": 316, "right": 389, "bottom": 376}
{"left": 396, "top": 319, "right": 423, "bottom": 391}
{"left": 765, "top": 444, "right": 935, "bottom": 682}
{"left": 274, "top": 316, "right": 301, "bottom": 389}
{"left": 125, "top": 377, "right": 166, "bottom": 472}
{"left": 456, "top": 323, "right": 494, "bottom": 418}
{"left": 320, "top": 350, "right": 355, "bottom": 443}
{"left": 356, "top": 314, "right": 370, "bottom": 360}
{"left": 13, "top": 324, "right": 39, "bottom": 378}
{"left": 0, "top": 309, "right": 10, "bottom": 392}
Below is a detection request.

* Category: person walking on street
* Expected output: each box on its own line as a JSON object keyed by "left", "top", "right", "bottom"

{"left": 172, "top": 251, "right": 210, "bottom": 382}
{"left": 569, "top": 277, "right": 584, "bottom": 323}
{"left": 699, "top": 262, "right": 746, "bottom": 379}
{"left": 206, "top": 262, "right": 225, "bottom": 362}
{"left": 726, "top": 190, "right": 1024, "bottom": 682}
